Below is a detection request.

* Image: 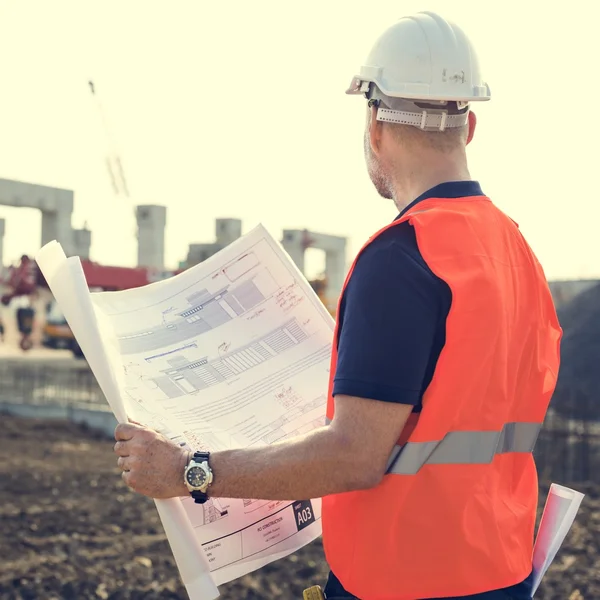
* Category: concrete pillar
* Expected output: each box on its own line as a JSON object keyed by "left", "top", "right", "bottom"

{"left": 325, "top": 245, "right": 346, "bottom": 303}
{"left": 0, "top": 218, "right": 5, "bottom": 268}
{"left": 38, "top": 188, "right": 74, "bottom": 255}
{"left": 281, "top": 230, "right": 306, "bottom": 274}
{"left": 215, "top": 219, "right": 242, "bottom": 245}
{"left": 41, "top": 211, "right": 75, "bottom": 256}
{"left": 186, "top": 243, "right": 222, "bottom": 267}
{"left": 136, "top": 205, "right": 167, "bottom": 269}
{"left": 72, "top": 227, "right": 92, "bottom": 260}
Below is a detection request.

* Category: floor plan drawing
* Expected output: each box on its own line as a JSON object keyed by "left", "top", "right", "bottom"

{"left": 186, "top": 497, "right": 231, "bottom": 528}
{"left": 260, "top": 394, "right": 327, "bottom": 444}
{"left": 76, "top": 225, "right": 334, "bottom": 585}
{"left": 242, "top": 499, "right": 287, "bottom": 515}
{"left": 117, "top": 265, "right": 279, "bottom": 355}
{"left": 150, "top": 317, "right": 309, "bottom": 399}
{"left": 223, "top": 252, "right": 260, "bottom": 282}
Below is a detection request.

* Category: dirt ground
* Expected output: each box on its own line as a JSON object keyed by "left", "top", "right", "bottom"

{"left": 0, "top": 415, "right": 598, "bottom": 600}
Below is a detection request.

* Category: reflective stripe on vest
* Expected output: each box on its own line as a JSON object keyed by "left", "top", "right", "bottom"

{"left": 325, "top": 419, "right": 541, "bottom": 475}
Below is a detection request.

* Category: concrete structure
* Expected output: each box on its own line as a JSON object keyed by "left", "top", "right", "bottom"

{"left": 282, "top": 229, "right": 347, "bottom": 305}
{"left": 135, "top": 204, "right": 167, "bottom": 270}
{"left": 0, "top": 178, "right": 91, "bottom": 258}
{"left": 215, "top": 218, "right": 242, "bottom": 245}
{"left": 72, "top": 225, "right": 92, "bottom": 260}
{"left": 186, "top": 220, "right": 347, "bottom": 310}
{"left": 186, "top": 218, "right": 242, "bottom": 266}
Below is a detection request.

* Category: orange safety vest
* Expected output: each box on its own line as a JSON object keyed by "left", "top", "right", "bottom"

{"left": 322, "top": 195, "right": 562, "bottom": 600}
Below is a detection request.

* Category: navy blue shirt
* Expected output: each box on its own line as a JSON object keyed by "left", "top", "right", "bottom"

{"left": 328, "top": 182, "right": 533, "bottom": 600}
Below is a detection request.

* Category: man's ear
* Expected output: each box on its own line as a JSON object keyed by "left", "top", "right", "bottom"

{"left": 369, "top": 104, "right": 383, "bottom": 156}
{"left": 466, "top": 111, "right": 477, "bottom": 146}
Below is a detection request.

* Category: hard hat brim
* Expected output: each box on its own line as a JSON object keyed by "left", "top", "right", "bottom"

{"left": 346, "top": 75, "right": 491, "bottom": 102}
{"left": 345, "top": 77, "right": 368, "bottom": 95}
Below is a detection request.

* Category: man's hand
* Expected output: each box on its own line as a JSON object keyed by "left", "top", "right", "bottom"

{"left": 113, "top": 394, "right": 413, "bottom": 502}
{"left": 114, "top": 423, "right": 190, "bottom": 499}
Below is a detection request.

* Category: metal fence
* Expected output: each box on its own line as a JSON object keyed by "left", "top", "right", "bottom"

{"left": 0, "top": 358, "right": 106, "bottom": 409}
{"left": 1, "top": 357, "right": 598, "bottom": 483}
{"left": 535, "top": 401, "right": 600, "bottom": 483}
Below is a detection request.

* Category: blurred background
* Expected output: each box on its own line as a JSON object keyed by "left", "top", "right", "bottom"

{"left": 0, "top": 0, "right": 599, "bottom": 598}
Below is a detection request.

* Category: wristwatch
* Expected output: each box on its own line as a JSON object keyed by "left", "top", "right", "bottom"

{"left": 184, "top": 451, "right": 213, "bottom": 504}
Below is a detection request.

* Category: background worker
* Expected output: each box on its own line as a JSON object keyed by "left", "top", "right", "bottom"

{"left": 114, "top": 11, "right": 562, "bottom": 599}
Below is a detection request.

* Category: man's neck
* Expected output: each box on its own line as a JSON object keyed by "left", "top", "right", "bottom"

{"left": 391, "top": 162, "right": 471, "bottom": 213}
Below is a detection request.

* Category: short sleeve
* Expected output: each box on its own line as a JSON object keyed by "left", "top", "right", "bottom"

{"left": 333, "top": 223, "right": 449, "bottom": 405}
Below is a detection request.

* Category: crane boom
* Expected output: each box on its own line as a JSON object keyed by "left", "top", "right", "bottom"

{"left": 88, "top": 79, "right": 130, "bottom": 198}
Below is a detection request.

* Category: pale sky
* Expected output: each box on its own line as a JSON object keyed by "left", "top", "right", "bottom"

{"left": 0, "top": 0, "right": 598, "bottom": 280}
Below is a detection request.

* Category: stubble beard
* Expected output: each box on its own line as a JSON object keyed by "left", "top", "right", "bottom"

{"left": 364, "top": 131, "right": 393, "bottom": 201}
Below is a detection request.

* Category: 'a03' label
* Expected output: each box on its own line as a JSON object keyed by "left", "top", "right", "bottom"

{"left": 293, "top": 500, "right": 316, "bottom": 531}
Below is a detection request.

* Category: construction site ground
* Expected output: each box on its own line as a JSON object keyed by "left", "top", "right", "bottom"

{"left": 1, "top": 415, "right": 598, "bottom": 600}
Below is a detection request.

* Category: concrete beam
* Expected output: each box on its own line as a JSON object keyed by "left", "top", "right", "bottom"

{"left": 0, "top": 178, "right": 76, "bottom": 256}
{"left": 281, "top": 229, "right": 347, "bottom": 302}
{"left": 215, "top": 219, "right": 242, "bottom": 245}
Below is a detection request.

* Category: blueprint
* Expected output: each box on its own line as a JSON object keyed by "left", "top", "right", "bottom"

{"left": 87, "top": 225, "right": 335, "bottom": 586}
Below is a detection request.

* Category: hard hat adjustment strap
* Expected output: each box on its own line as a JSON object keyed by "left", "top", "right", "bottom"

{"left": 376, "top": 107, "right": 468, "bottom": 131}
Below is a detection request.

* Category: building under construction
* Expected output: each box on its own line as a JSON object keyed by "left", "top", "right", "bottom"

{"left": 0, "top": 177, "right": 347, "bottom": 315}
{"left": 0, "top": 174, "right": 597, "bottom": 328}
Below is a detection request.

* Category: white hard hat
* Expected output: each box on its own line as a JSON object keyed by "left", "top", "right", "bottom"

{"left": 347, "top": 11, "right": 490, "bottom": 130}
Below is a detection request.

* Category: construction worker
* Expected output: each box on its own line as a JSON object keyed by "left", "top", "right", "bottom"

{"left": 114, "top": 11, "right": 561, "bottom": 599}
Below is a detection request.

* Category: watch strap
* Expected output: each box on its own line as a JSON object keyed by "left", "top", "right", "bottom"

{"left": 193, "top": 450, "right": 210, "bottom": 462}
{"left": 191, "top": 490, "right": 209, "bottom": 504}
{"left": 190, "top": 451, "right": 211, "bottom": 503}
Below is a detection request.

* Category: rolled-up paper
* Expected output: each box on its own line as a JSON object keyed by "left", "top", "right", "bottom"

{"left": 532, "top": 483, "right": 584, "bottom": 595}
{"left": 36, "top": 241, "right": 220, "bottom": 600}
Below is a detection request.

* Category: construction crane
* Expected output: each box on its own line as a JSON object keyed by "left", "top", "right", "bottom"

{"left": 88, "top": 80, "right": 131, "bottom": 198}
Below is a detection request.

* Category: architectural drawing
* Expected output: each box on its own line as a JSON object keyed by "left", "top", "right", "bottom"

{"left": 260, "top": 394, "right": 327, "bottom": 444}
{"left": 150, "top": 318, "right": 308, "bottom": 399}
{"left": 186, "top": 497, "right": 231, "bottom": 529}
{"left": 242, "top": 499, "right": 287, "bottom": 514}
{"left": 117, "top": 263, "right": 278, "bottom": 355}
{"left": 78, "top": 225, "right": 332, "bottom": 585}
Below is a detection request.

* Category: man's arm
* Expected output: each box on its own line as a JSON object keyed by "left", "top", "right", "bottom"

{"left": 115, "top": 223, "right": 447, "bottom": 500}
{"left": 208, "top": 394, "right": 412, "bottom": 499}
{"left": 114, "top": 395, "right": 412, "bottom": 500}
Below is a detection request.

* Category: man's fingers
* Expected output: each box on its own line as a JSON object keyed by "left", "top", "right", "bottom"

{"left": 121, "top": 470, "right": 137, "bottom": 490}
{"left": 117, "top": 456, "right": 130, "bottom": 471}
{"left": 115, "top": 422, "right": 145, "bottom": 441}
{"left": 113, "top": 441, "right": 129, "bottom": 456}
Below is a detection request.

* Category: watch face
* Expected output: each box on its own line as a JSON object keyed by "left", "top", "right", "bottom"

{"left": 186, "top": 466, "right": 207, "bottom": 488}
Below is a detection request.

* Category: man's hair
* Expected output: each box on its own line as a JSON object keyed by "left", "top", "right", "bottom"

{"left": 385, "top": 121, "right": 468, "bottom": 153}
{"left": 382, "top": 101, "right": 469, "bottom": 153}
